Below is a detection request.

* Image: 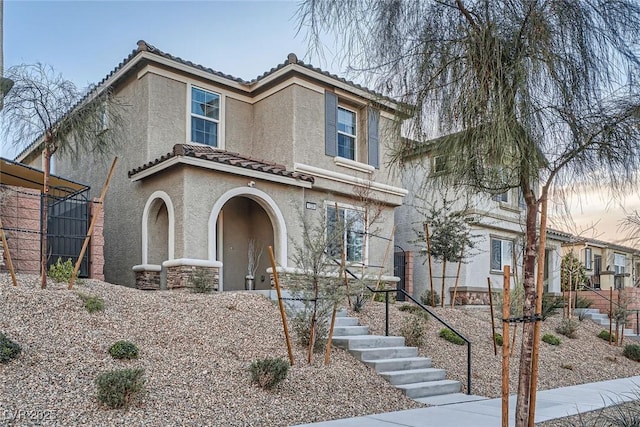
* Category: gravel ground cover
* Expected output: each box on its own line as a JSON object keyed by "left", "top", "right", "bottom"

{"left": 1, "top": 273, "right": 638, "bottom": 426}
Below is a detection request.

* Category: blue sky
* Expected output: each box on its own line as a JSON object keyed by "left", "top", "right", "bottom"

{"left": 1, "top": 0, "right": 341, "bottom": 156}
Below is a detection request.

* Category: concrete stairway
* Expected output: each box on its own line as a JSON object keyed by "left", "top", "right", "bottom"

{"left": 575, "top": 308, "right": 640, "bottom": 340}
{"left": 331, "top": 312, "right": 465, "bottom": 403}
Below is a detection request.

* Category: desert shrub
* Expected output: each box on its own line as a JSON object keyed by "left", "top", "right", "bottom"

{"left": 556, "top": 318, "right": 579, "bottom": 339}
{"left": 189, "top": 269, "right": 214, "bottom": 293}
{"left": 623, "top": 344, "right": 640, "bottom": 362}
{"left": 574, "top": 295, "right": 593, "bottom": 309}
{"left": 108, "top": 341, "right": 139, "bottom": 360}
{"left": 95, "top": 368, "right": 145, "bottom": 409}
{"left": 598, "top": 330, "right": 616, "bottom": 342}
{"left": 400, "top": 316, "right": 426, "bottom": 347}
{"left": 439, "top": 328, "right": 465, "bottom": 345}
{"left": 352, "top": 294, "right": 369, "bottom": 313}
{"left": 291, "top": 310, "right": 328, "bottom": 352}
{"left": 0, "top": 332, "right": 21, "bottom": 363}
{"left": 77, "top": 293, "right": 105, "bottom": 313}
{"left": 542, "top": 333, "right": 561, "bottom": 345}
{"left": 398, "top": 304, "right": 430, "bottom": 321}
{"left": 48, "top": 257, "right": 76, "bottom": 283}
{"left": 541, "top": 295, "right": 564, "bottom": 320}
{"left": 494, "top": 333, "right": 504, "bottom": 346}
{"left": 420, "top": 289, "right": 440, "bottom": 307}
{"left": 249, "top": 357, "right": 289, "bottom": 389}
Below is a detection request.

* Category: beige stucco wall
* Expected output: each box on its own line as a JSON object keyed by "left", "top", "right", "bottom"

{"left": 251, "top": 86, "right": 295, "bottom": 166}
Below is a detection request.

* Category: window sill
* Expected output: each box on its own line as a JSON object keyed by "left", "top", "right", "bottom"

{"left": 497, "top": 202, "right": 522, "bottom": 213}
{"left": 334, "top": 156, "right": 374, "bottom": 174}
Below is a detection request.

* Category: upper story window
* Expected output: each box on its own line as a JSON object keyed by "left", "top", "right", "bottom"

{"left": 584, "top": 248, "right": 592, "bottom": 270}
{"left": 614, "top": 253, "right": 626, "bottom": 275}
{"left": 492, "top": 192, "right": 509, "bottom": 203}
{"left": 337, "top": 107, "right": 357, "bottom": 160}
{"left": 191, "top": 87, "right": 220, "bottom": 147}
{"left": 490, "top": 237, "right": 513, "bottom": 272}
{"left": 325, "top": 91, "right": 379, "bottom": 169}
{"left": 432, "top": 155, "right": 447, "bottom": 174}
{"left": 326, "top": 204, "right": 365, "bottom": 263}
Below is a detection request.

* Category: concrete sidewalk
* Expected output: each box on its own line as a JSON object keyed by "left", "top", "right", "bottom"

{"left": 292, "top": 376, "right": 640, "bottom": 427}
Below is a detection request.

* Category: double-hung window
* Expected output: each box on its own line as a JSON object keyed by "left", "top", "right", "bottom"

{"left": 614, "top": 253, "right": 626, "bottom": 275}
{"left": 492, "top": 192, "right": 509, "bottom": 203}
{"left": 584, "top": 248, "right": 592, "bottom": 270}
{"left": 327, "top": 205, "right": 365, "bottom": 263}
{"left": 490, "top": 237, "right": 513, "bottom": 272}
{"left": 191, "top": 87, "right": 220, "bottom": 147}
{"left": 337, "top": 107, "right": 357, "bottom": 160}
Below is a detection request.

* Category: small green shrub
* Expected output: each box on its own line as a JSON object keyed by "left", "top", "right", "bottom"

{"left": 420, "top": 289, "right": 440, "bottom": 307}
{"left": 541, "top": 295, "right": 564, "bottom": 320}
{"left": 400, "top": 316, "right": 425, "bottom": 347}
{"left": 439, "top": 328, "right": 465, "bottom": 345}
{"left": 555, "top": 318, "right": 579, "bottom": 339}
{"left": 77, "top": 293, "right": 105, "bottom": 313}
{"left": 189, "top": 269, "right": 215, "bottom": 293}
{"left": 249, "top": 358, "right": 289, "bottom": 389}
{"left": 108, "top": 341, "right": 139, "bottom": 360}
{"left": 352, "top": 294, "right": 368, "bottom": 313}
{"left": 542, "top": 333, "right": 561, "bottom": 345}
{"left": 0, "top": 332, "right": 21, "bottom": 363}
{"left": 398, "top": 304, "right": 430, "bottom": 321}
{"left": 494, "top": 333, "right": 504, "bottom": 346}
{"left": 574, "top": 295, "right": 593, "bottom": 309}
{"left": 598, "top": 330, "right": 616, "bottom": 342}
{"left": 95, "top": 368, "right": 145, "bottom": 409}
{"left": 48, "top": 257, "right": 76, "bottom": 283}
{"left": 291, "top": 311, "right": 328, "bottom": 352}
{"left": 623, "top": 344, "right": 640, "bottom": 362}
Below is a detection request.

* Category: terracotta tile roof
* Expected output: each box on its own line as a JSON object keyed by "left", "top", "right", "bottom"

{"left": 128, "top": 144, "right": 314, "bottom": 184}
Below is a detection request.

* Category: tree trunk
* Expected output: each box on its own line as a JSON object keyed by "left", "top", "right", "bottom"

{"left": 40, "top": 143, "right": 52, "bottom": 289}
{"left": 514, "top": 197, "right": 539, "bottom": 426}
{"left": 441, "top": 258, "right": 447, "bottom": 307}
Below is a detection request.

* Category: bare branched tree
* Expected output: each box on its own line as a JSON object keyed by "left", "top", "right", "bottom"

{"left": 297, "top": 1, "right": 640, "bottom": 425}
{"left": 1, "top": 63, "right": 126, "bottom": 288}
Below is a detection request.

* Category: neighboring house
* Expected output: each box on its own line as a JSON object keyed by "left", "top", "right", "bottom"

{"left": 16, "top": 41, "right": 408, "bottom": 291}
{"left": 395, "top": 145, "right": 563, "bottom": 305}
{"left": 550, "top": 230, "right": 640, "bottom": 290}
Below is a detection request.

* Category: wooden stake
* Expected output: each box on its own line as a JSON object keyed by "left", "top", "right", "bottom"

{"left": 268, "top": 246, "right": 294, "bottom": 366}
{"left": 324, "top": 303, "right": 338, "bottom": 365}
{"left": 488, "top": 277, "right": 497, "bottom": 356}
{"left": 451, "top": 249, "right": 464, "bottom": 307}
{"left": 502, "top": 265, "right": 511, "bottom": 427}
{"left": 510, "top": 323, "right": 517, "bottom": 358}
{"left": 609, "top": 287, "right": 613, "bottom": 345}
{"left": 68, "top": 157, "right": 118, "bottom": 290}
{"left": 424, "top": 222, "right": 435, "bottom": 306}
{"left": 0, "top": 217, "right": 18, "bottom": 287}
{"left": 528, "top": 194, "right": 549, "bottom": 427}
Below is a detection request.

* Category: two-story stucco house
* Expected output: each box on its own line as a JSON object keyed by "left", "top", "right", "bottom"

{"left": 17, "top": 41, "right": 408, "bottom": 290}
{"left": 395, "top": 143, "right": 563, "bottom": 305}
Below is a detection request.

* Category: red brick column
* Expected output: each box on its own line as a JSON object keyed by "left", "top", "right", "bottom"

{"left": 405, "top": 251, "right": 414, "bottom": 296}
{"left": 0, "top": 186, "right": 41, "bottom": 274}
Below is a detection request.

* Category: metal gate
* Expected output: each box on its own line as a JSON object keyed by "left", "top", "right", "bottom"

{"left": 46, "top": 189, "right": 90, "bottom": 277}
{"left": 394, "top": 249, "right": 406, "bottom": 301}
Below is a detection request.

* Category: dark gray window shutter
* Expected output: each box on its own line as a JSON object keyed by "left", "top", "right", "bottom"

{"left": 325, "top": 91, "right": 338, "bottom": 156}
{"left": 368, "top": 107, "right": 380, "bottom": 168}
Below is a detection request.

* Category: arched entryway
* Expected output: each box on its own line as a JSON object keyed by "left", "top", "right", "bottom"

{"left": 141, "top": 191, "right": 175, "bottom": 265}
{"left": 208, "top": 187, "right": 286, "bottom": 291}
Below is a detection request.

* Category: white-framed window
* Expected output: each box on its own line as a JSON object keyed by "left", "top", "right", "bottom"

{"left": 337, "top": 107, "right": 357, "bottom": 160}
{"left": 190, "top": 86, "right": 220, "bottom": 147}
{"left": 490, "top": 237, "right": 513, "bottom": 272}
{"left": 584, "top": 248, "right": 592, "bottom": 270}
{"left": 614, "top": 253, "right": 626, "bottom": 275}
{"left": 326, "top": 204, "right": 365, "bottom": 263}
{"left": 492, "top": 192, "right": 509, "bottom": 203}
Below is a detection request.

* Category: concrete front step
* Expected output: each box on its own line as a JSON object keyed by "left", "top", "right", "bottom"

{"left": 577, "top": 309, "right": 637, "bottom": 337}
{"left": 415, "top": 393, "right": 489, "bottom": 406}
{"left": 397, "top": 379, "right": 461, "bottom": 398}
{"left": 334, "top": 317, "right": 359, "bottom": 327}
{"left": 379, "top": 367, "right": 446, "bottom": 385}
{"left": 350, "top": 346, "right": 419, "bottom": 361}
{"left": 332, "top": 335, "right": 405, "bottom": 350}
{"left": 364, "top": 356, "right": 433, "bottom": 372}
{"left": 333, "top": 325, "right": 369, "bottom": 336}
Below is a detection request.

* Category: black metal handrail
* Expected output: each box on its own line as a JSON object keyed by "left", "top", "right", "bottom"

{"left": 577, "top": 286, "right": 640, "bottom": 335}
{"left": 366, "top": 285, "right": 472, "bottom": 395}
